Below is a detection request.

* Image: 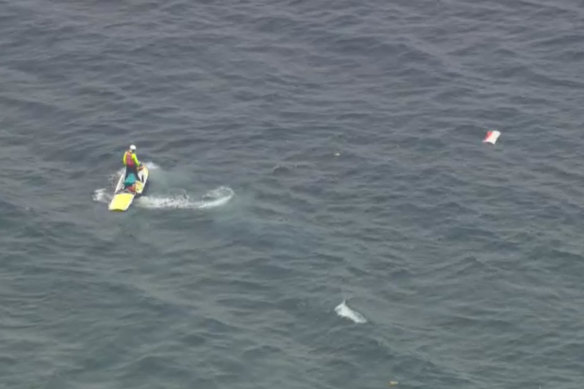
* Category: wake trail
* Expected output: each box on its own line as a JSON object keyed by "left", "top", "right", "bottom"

{"left": 136, "top": 186, "right": 234, "bottom": 210}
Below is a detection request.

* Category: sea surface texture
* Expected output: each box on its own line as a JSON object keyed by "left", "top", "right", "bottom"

{"left": 1, "top": 1, "right": 583, "bottom": 388}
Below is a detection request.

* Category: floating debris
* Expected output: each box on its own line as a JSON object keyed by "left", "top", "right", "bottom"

{"left": 483, "top": 130, "right": 501, "bottom": 145}
{"left": 335, "top": 300, "right": 367, "bottom": 323}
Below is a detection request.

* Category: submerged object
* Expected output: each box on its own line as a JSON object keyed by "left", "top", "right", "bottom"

{"left": 108, "top": 166, "right": 149, "bottom": 211}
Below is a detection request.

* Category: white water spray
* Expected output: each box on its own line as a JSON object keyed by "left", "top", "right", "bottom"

{"left": 136, "top": 186, "right": 234, "bottom": 210}
{"left": 92, "top": 162, "right": 233, "bottom": 210}
{"left": 335, "top": 300, "right": 367, "bottom": 324}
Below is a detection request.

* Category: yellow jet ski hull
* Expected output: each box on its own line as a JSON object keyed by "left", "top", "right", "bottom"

{"left": 108, "top": 166, "right": 149, "bottom": 212}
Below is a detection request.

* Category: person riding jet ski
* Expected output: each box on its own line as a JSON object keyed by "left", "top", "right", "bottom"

{"left": 122, "top": 144, "right": 142, "bottom": 182}
{"left": 123, "top": 172, "right": 137, "bottom": 193}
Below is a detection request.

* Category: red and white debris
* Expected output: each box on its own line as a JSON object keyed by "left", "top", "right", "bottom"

{"left": 483, "top": 130, "right": 501, "bottom": 145}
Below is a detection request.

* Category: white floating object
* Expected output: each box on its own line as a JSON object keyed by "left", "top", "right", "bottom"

{"left": 483, "top": 130, "right": 501, "bottom": 144}
{"left": 335, "top": 300, "right": 367, "bottom": 323}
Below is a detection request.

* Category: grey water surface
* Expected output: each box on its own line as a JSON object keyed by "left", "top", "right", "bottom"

{"left": 1, "top": 1, "right": 583, "bottom": 388}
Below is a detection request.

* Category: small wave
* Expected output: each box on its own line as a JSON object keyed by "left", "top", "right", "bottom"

{"left": 335, "top": 300, "right": 367, "bottom": 324}
{"left": 136, "top": 186, "right": 234, "bottom": 210}
{"left": 92, "top": 188, "right": 111, "bottom": 204}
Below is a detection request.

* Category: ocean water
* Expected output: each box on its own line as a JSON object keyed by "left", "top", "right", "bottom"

{"left": 1, "top": 0, "right": 583, "bottom": 388}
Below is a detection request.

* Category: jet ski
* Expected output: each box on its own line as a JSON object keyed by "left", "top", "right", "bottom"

{"left": 108, "top": 166, "right": 149, "bottom": 211}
